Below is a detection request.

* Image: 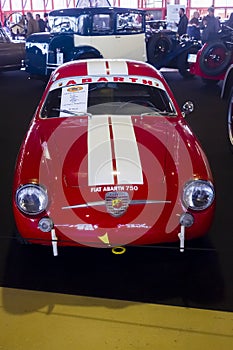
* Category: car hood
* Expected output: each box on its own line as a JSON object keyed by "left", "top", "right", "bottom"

{"left": 38, "top": 115, "right": 170, "bottom": 188}
{"left": 18, "top": 114, "right": 211, "bottom": 191}
{"left": 14, "top": 113, "right": 213, "bottom": 246}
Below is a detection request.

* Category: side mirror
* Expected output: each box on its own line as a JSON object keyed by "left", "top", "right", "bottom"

{"left": 182, "top": 101, "right": 194, "bottom": 117}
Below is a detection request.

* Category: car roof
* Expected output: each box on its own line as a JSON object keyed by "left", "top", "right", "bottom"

{"left": 50, "top": 59, "right": 163, "bottom": 83}
{"left": 49, "top": 7, "right": 145, "bottom": 17}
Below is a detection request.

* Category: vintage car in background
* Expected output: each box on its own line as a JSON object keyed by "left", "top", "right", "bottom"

{"left": 0, "top": 27, "right": 25, "bottom": 71}
{"left": 146, "top": 30, "right": 201, "bottom": 78}
{"left": 146, "top": 19, "right": 167, "bottom": 36}
{"left": 24, "top": 7, "right": 147, "bottom": 79}
{"left": 5, "top": 12, "right": 27, "bottom": 40}
{"left": 13, "top": 58, "right": 215, "bottom": 256}
{"left": 24, "top": 6, "right": 200, "bottom": 80}
{"left": 221, "top": 63, "right": 233, "bottom": 148}
{"left": 190, "top": 25, "right": 233, "bottom": 84}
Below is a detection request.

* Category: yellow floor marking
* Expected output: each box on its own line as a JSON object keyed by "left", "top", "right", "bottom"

{"left": 0, "top": 287, "right": 232, "bottom": 349}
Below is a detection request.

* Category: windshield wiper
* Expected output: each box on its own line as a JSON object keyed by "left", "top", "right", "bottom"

{"left": 140, "top": 111, "right": 177, "bottom": 117}
{"left": 52, "top": 108, "right": 92, "bottom": 117}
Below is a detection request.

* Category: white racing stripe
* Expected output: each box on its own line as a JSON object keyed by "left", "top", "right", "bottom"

{"left": 88, "top": 115, "right": 143, "bottom": 186}
{"left": 87, "top": 60, "right": 128, "bottom": 76}
{"left": 88, "top": 116, "right": 114, "bottom": 186}
{"left": 87, "top": 60, "right": 143, "bottom": 186}
{"left": 112, "top": 116, "right": 143, "bottom": 184}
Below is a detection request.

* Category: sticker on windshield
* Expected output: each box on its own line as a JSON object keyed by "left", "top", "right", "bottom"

{"left": 60, "top": 84, "right": 88, "bottom": 117}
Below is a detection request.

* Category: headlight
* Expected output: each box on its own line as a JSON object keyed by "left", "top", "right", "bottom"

{"left": 16, "top": 184, "right": 48, "bottom": 215}
{"left": 183, "top": 180, "right": 215, "bottom": 211}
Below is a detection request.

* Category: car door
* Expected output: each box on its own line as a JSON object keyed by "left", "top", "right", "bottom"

{"left": 0, "top": 29, "right": 24, "bottom": 69}
{"left": 89, "top": 10, "right": 147, "bottom": 62}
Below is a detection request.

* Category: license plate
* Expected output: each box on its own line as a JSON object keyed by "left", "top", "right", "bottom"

{"left": 187, "top": 54, "right": 197, "bottom": 63}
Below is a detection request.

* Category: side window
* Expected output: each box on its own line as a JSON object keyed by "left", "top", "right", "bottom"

{"left": 77, "top": 15, "right": 90, "bottom": 35}
{"left": 41, "top": 88, "right": 62, "bottom": 118}
{"left": 92, "top": 14, "right": 112, "bottom": 34}
{"left": 116, "top": 12, "right": 143, "bottom": 34}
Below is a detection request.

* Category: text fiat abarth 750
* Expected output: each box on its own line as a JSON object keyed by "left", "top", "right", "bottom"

{"left": 13, "top": 59, "right": 215, "bottom": 256}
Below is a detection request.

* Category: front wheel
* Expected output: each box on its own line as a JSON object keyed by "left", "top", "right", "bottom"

{"left": 199, "top": 41, "right": 232, "bottom": 76}
{"left": 177, "top": 48, "right": 199, "bottom": 78}
{"left": 227, "top": 87, "right": 233, "bottom": 151}
{"left": 147, "top": 34, "right": 173, "bottom": 67}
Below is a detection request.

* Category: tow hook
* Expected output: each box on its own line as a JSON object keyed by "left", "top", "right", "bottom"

{"left": 51, "top": 229, "right": 58, "bottom": 256}
{"left": 178, "top": 225, "right": 185, "bottom": 252}
{"left": 112, "top": 246, "right": 126, "bottom": 255}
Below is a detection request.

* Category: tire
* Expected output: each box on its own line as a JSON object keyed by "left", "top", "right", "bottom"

{"left": 177, "top": 47, "right": 199, "bottom": 78}
{"left": 199, "top": 41, "right": 231, "bottom": 76}
{"left": 147, "top": 34, "right": 173, "bottom": 67}
{"left": 227, "top": 87, "right": 233, "bottom": 151}
{"left": 72, "top": 53, "right": 102, "bottom": 63}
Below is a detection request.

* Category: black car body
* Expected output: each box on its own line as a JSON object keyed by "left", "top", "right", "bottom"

{"left": 146, "top": 29, "right": 202, "bottom": 78}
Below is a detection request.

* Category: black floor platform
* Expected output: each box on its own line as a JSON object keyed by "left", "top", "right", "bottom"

{"left": 0, "top": 70, "right": 232, "bottom": 312}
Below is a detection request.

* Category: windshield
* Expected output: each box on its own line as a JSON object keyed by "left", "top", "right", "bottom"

{"left": 50, "top": 16, "right": 79, "bottom": 33}
{"left": 40, "top": 82, "right": 177, "bottom": 118}
{"left": 49, "top": 10, "right": 144, "bottom": 35}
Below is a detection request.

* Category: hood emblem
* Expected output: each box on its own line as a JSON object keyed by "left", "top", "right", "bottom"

{"left": 105, "top": 191, "right": 130, "bottom": 217}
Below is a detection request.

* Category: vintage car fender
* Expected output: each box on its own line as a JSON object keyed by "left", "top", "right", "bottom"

{"left": 199, "top": 41, "right": 232, "bottom": 76}
{"left": 49, "top": 36, "right": 102, "bottom": 59}
{"left": 25, "top": 33, "right": 103, "bottom": 76}
{"left": 71, "top": 46, "right": 103, "bottom": 60}
{"left": 147, "top": 31, "right": 201, "bottom": 71}
{"left": 190, "top": 42, "right": 233, "bottom": 82}
{"left": 221, "top": 63, "right": 233, "bottom": 100}
{"left": 221, "top": 64, "right": 233, "bottom": 149}
{"left": 25, "top": 33, "right": 52, "bottom": 76}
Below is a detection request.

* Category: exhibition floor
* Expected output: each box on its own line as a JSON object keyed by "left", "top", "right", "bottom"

{"left": 0, "top": 69, "right": 232, "bottom": 349}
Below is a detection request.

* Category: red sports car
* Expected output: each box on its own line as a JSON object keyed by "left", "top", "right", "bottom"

{"left": 13, "top": 59, "right": 215, "bottom": 256}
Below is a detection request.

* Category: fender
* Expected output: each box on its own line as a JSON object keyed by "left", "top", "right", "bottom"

{"left": 199, "top": 41, "right": 232, "bottom": 77}
{"left": 155, "top": 40, "right": 201, "bottom": 68}
{"left": 173, "top": 40, "right": 201, "bottom": 57}
{"left": 221, "top": 64, "right": 233, "bottom": 100}
{"left": 71, "top": 45, "right": 103, "bottom": 60}
{"left": 49, "top": 34, "right": 74, "bottom": 54}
